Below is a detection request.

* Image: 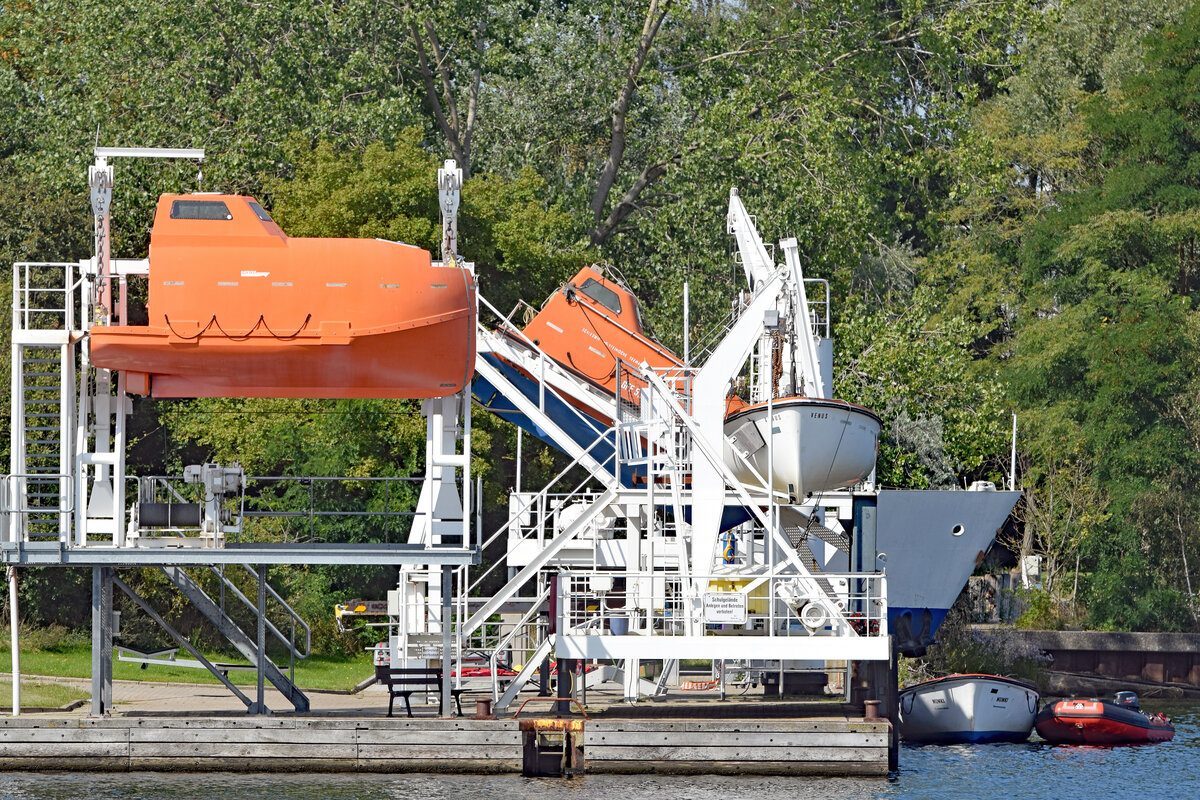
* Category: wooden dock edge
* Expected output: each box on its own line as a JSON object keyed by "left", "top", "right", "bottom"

{"left": 0, "top": 716, "right": 891, "bottom": 776}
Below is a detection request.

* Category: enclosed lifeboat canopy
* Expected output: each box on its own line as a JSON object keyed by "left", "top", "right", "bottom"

{"left": 89, "top": 194, "right": 476, "bottom": 398}
{"left": 517, "top": 266, "right": 683, "bottom": 403}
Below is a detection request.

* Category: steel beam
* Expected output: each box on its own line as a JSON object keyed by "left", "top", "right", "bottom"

{"left": 89, "top": 567, "right": 112, "bottom": 716}
{"left": 0, "top": 541, "right": 479, "bottom": 567}
{"left": 93, "top": 147, "right": 204, "bottom": 160}
{"left": 252, "top": 565, "right": 267, "bottom": 715}
{"left": 441, "top": 565, "right": 452, "bottom": 717}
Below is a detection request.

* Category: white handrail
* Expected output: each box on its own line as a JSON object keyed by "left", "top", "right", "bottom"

{"left": 487, "top": 582, "right": 551, "bottom": 703}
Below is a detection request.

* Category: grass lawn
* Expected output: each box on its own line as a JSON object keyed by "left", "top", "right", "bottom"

{"left": 0, "top": 680, "right": 88, "bottom": 709}
{"left": 0, "top": 642, "right": 375, "bottom": 692}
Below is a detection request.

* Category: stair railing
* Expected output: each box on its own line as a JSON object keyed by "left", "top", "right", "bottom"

{"left": 207, "top": 564, "right": 312, "bottom": 660}
{"left": 487, "top": 582, "right": 552, "bottom": 703}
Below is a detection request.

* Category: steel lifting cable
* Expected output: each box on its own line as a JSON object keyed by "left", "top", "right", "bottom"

{"left": 771, "top": 327, "right": 784, "bottom": 399}
{"left": 211, "top": 314, "right": 266, "bottom": 340}
{"left": 805, "top": 401, "right": 863, "bottom": 532}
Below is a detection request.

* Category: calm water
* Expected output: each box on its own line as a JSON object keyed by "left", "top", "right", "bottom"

{"left": 0, "top": 704, "right": 1195, "bottom": 800}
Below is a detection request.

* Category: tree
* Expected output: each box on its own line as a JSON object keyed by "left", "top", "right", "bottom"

{"left": 836, "top": 289, "right": 1010, "bottom": 489}
{"left": 937, "top": 1, "right": 1200, "bottom": 630}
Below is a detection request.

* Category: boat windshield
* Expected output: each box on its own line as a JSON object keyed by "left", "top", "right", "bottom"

{"left": 247, "top": 200, "right": 274, "bottom": 222}
{"left": 170, "top": 200, "right": 233, "bottom": 220}
{"left": 579, "top": 278, "right": 622, "bottom": 315}
{"left": 631, "top": 295, "right": 646, "bottom": 332}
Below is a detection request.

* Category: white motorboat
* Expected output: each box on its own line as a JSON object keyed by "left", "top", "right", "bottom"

{"left": 898, "top": 674, "right": 1040, "bottom": 744}
{"left": 723, "top": 396, "right": 881, "bottom": 500}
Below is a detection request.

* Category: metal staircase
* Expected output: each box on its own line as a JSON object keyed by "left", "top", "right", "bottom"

{"left": 160, "top": 566, "right": 310, "bottom": 712}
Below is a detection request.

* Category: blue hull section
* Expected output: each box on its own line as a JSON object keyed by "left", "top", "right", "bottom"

{"left": 474, "top": 354, "right": 623, "bottom": 479}
{"left": 475, "top": 355, "right": 753, "bottom": 531}
{"left": 909, "top": 729, "right": 1032, "bottom": 745}
{"left": 889, "top": 606, "right": 949, "bottom": 657}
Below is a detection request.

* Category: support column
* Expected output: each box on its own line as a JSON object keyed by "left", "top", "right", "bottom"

{"left": 888, "top": 637, "right": 900, "bottom": 774}
{"left": 90, "top": 567, "right": 112, "bottom": 716}
{"left": 623, "top": 658, "right": 640, "bottom": 702}
{"left": 555, "top": 657, "right": 574, "bottom": 715}
{"left": 250, "top": 565, "right": 268, "bottom": 715}
{"left": 440, "top": 565, "right": 452, "bottom": 717}
{"left": 9, "top": 566, "right": 20, "bottom": 717}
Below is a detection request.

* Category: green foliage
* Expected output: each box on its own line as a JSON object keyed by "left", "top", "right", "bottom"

{"left": 1013, "top": 587, "right": 1059, "bottom": 630}
{"left": 836, "top": 290, "right": 1010, "bottom": 488}
{"left": 936, "top": 0, "right": 1200, "bottom": 632}
{"left": 4, "top": 569, "right": 94, "bottom": 630}
{"left": 911, "top": 599, "right": 1052, "bottom": 688}
{"left": 0, "top": 680, "right": 88, "bottom": 710}
{"left": 269, "top": 135, "right": 441, "bottom": 246}
{"left": 460, "top": 167, "right": 587, "bottom": 314}
{"left": 0, "top": 623, "right": 89, "bottom": 653}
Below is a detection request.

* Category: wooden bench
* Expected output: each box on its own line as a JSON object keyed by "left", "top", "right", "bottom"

{"left": 375, "top": 665, "right": 465, "bottom": 717}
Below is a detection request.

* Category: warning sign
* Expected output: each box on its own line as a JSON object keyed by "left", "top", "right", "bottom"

{"left": 703, "top": 592, "right": 747, "bottom": 624}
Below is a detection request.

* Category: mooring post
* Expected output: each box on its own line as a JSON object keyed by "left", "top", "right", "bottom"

{"left": 548, "top": 576, "right": 563, "bottom": 706}
{"left": 90, "top": 566, "right": 113, "bottom": 716}
{"left": 441, "top": 565, "right": 453, "bottom": 717}
{"left": 555, "top": 658, "right": 574, "bottom": 716}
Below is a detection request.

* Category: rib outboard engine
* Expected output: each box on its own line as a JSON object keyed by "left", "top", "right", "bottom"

{"left": 1113, "top": 691, "right": 1140, "bottom": 710}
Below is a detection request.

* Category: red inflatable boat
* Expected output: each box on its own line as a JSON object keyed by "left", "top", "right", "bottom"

{"left": 1035, "top": 692, "right": 1174, "bottom": 745}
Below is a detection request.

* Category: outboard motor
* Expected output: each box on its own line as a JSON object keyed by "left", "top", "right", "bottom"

{"left": 1114, "top": 691, "right": 1140, "bottom": 710}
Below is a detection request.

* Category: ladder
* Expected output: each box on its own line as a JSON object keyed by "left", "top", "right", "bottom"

{"left": 9, "top": 262, "right": 78, "bottom": 542}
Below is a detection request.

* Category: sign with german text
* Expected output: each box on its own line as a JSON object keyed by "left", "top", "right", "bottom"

{"left": 703, "top": 592, "right": 747, "bottom": 624}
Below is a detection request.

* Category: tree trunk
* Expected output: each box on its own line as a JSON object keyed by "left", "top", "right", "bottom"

{"left": 587, "top": 0, "right": 673, "bottom": 246}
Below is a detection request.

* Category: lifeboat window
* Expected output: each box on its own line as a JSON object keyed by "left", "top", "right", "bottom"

{"left": 247, "top": 201, "right": 274, "bottom": 222}
{"left": 579, "top": 278, "right": 622, "bottom": 315}
{"left": 170, "top": 200, "right": 233, "bottom": 220}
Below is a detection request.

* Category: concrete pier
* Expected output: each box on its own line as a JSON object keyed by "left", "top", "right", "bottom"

{"left": 1009, "top": 630, "right": 1200, "bottom": 697}
{"left": 585, "top": 718, "right": 889, "bottom": 776}
{"left": 0, "top": 676, "right": 891, "bottom": 776}
{"left": 0, "top": 714, "right": 890, "bottom": 776}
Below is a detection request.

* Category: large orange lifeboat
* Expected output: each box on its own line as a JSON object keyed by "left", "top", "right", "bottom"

{"left": 89, "top": 194, "right": 476, "bottom": 399}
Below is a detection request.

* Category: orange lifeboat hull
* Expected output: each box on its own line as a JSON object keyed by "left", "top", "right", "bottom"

{"left": 88, "top": 194, "right": 476, "bottom": 399}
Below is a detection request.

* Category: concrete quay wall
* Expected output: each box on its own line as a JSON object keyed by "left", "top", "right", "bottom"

{"left": 1010, "top": 630, "right": 1200, "bottom": 694}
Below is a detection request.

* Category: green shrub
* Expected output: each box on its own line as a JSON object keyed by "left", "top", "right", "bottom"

{"left": 908, "top": 594, "right": 1052, "bottom": 689}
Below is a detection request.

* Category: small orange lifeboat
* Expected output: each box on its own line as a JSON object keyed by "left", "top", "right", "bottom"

{"left": 89, "top": 194, "right": 476, "bottom": 398}
{"left": 516, "top": 266, "right": 684, "bottom": 404}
